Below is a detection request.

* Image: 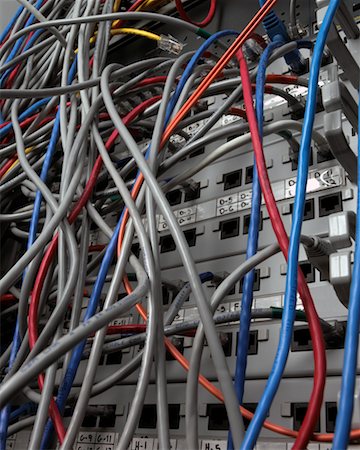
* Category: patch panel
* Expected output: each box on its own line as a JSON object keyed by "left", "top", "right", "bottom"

{"left": 1, "top": 0, "right": 359, "bottom": 449}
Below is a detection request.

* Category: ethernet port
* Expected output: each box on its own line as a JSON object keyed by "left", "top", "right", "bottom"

{"left": 219, "top": 332, "right": 232, "bottom": 357}
{"left": 139, "top": 405, "right": 157, "bottom": 429}
{"left": 243, "top": 213, "right": 263, "bottom": 235}
{"left": 160, "top": 234, "right": 176, "bottom": 253}
{"left": 292, "top": 403, "right": 320, "bottom": 432}
{"left": 245, "top": 166, "right": 253, "bottom": 184}
{"left": 239, "top": 269, "right": 260, "bottom": 292}
{"left": 168, "top": 404, "right": 181, "bottom": 429}
{"left": 207, "top": 404, "right": 229, "bottom": 430}
{"left": 326, "top": 402, "right": 337, "bottom": 432}
{"left": 189, "top": 147, "right": 205, "bottom": 158}
{"left": 162, "top": 285, "right": 171, "bottom": 305}
{"left": 184, "top": 182, "right": 200, "bottom": 202}
{"left": 131, "top": 243, "right": 140, "bottom": 258}
{"left": 220, "top": 217, "right": 240, "bottom": 240}
{"left": 223, "top": 169, "right": 242, "bottom": 190}
{"left": 300, "top": 262, "right": 315, "bottom": 283}
{"left": 106, "top": 350, "right": 122, "bottom": 365}
{"left": 292, "top": 150, "right": 313, "bottom": 170}
{"left": 98, "top": 405, "right": 116, "bottom": 428}
{"left": 291, "top": 325, "right": 312, "bottom": 352}
{"left": 290, "top": 198, "right": 315, "bottom": 221}
{"left": 319, "top": 192, "right": 342, "bottom": 217}
{"left": 236, "top": 330, "right": 258, "bottom": 355}
{"left": 166, "top": 189, "right": 182, "bottom": 206}
{"left": 184, "top": 228, "right": 197, "bottom": 247}
{"left": 166, "top": 337, "right": 184, "bottom": 361}
{"left": 82, "top": 414, "right": 98, "bottom": 428}
{"left": 317, "top": 150, "right": 335, "bottom": 163}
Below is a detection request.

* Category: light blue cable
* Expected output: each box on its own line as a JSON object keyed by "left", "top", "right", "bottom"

{"left": 240, "top": 1, "right": 340, "bottom": 448}
{"left": 333, "top": 88, "right": 360, "bottom": 449}
{"left": 40, "top": 30, "right": 235, "bottom": 447}
{"left": 227, "top": 40, "right": 280, "bottom": 450}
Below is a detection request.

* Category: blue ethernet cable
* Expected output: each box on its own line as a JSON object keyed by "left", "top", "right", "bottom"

{"left": 241, "top": 1, "right": 341, "bottom": 448}
{"left": 258, "top": 0, "right": 305, "bottom": 73}
{"left": 168, "top": 29, "right": 238, "bottom": 114}
{"left": 333, "top": 89, "right": 360, "bottom": 449}
{"left": 227, "top": 40, "right": 281, "bottom": 450}
{"left": 40, "top": 30, "right": 234, "bottom": 447}
{"left": 9, "top": 403, "right": 36, "bottom": 423}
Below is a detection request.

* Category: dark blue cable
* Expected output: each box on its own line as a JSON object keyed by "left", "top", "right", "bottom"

{"left": 241, "top": 2, "right": 340, "bottom": 448}
{"left": 258, "top": 0, "right": 305, "bottom": 74}
{"left": 9, "top": 403, "right": 36, "bottom": 423}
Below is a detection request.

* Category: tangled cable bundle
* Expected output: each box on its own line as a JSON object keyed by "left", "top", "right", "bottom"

{"left": 0, "top": 0, "right": 359, "bottom": 449}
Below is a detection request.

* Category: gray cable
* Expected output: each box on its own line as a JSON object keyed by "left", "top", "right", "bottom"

{"left": 0, "top": 254, "right": 149, "bottom": 408}
{"left": 101, "top": 64, "right": 244, "bottom": 449}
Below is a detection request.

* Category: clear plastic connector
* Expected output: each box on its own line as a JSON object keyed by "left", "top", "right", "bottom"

{"left": 158, "top": 34, "right": 184, "bottom": 55}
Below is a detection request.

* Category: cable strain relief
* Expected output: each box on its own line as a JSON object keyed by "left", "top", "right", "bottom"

{"left": 306, "top": 236, "right": 335, "bottom": 258}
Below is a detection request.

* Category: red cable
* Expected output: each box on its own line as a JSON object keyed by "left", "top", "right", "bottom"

{"left": 27, "top": 96, "right": 160, "bottom": 444}
{"left": 175, "top": 0, "right": 216, "bottom": 28}
{"left": 0, "top": 294, "right": 17, "bottom": 303}
{"left": 106, "top": 324, "right": 146, "bottom": 335}
{"left": 0, "top": 157, "right": 17, "bottom": 179}
{"left": 237, "top": 48, "right": 326, "bottom": 449}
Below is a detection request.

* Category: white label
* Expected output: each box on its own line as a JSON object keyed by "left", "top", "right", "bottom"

{"left": 177, "top": 206, "right": 196, "bottom": 217}
{"left": 201, "top": 440, "right": 227, "bottom": 450}
{"left": 285, "top": 166, "right": 343, "bottom": 198}
{"left": 75, "top": 445, "right": 94, "bottom": 450}
{"left": 110, "top": 316, "right": 132, "bottom": 326}
{"left": 217, "top": 194, "right": 238, "bottom": 207}
{"left": 96, "top": 433, "right": 115, "bottom": 444}
{"left": 78, "top": 432, "right": 97, "bottom": 444}
{"left": 131, "top": 437, "right": 154, "bottom": 450}
{"left": 177, "top": 214, "right": 196, "bottom": 226}
{"left": 230, "top": 301, "right": 241, "bottom": 312}
{"left": 216, "top": 203, "right": 238, "bottom": 216}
